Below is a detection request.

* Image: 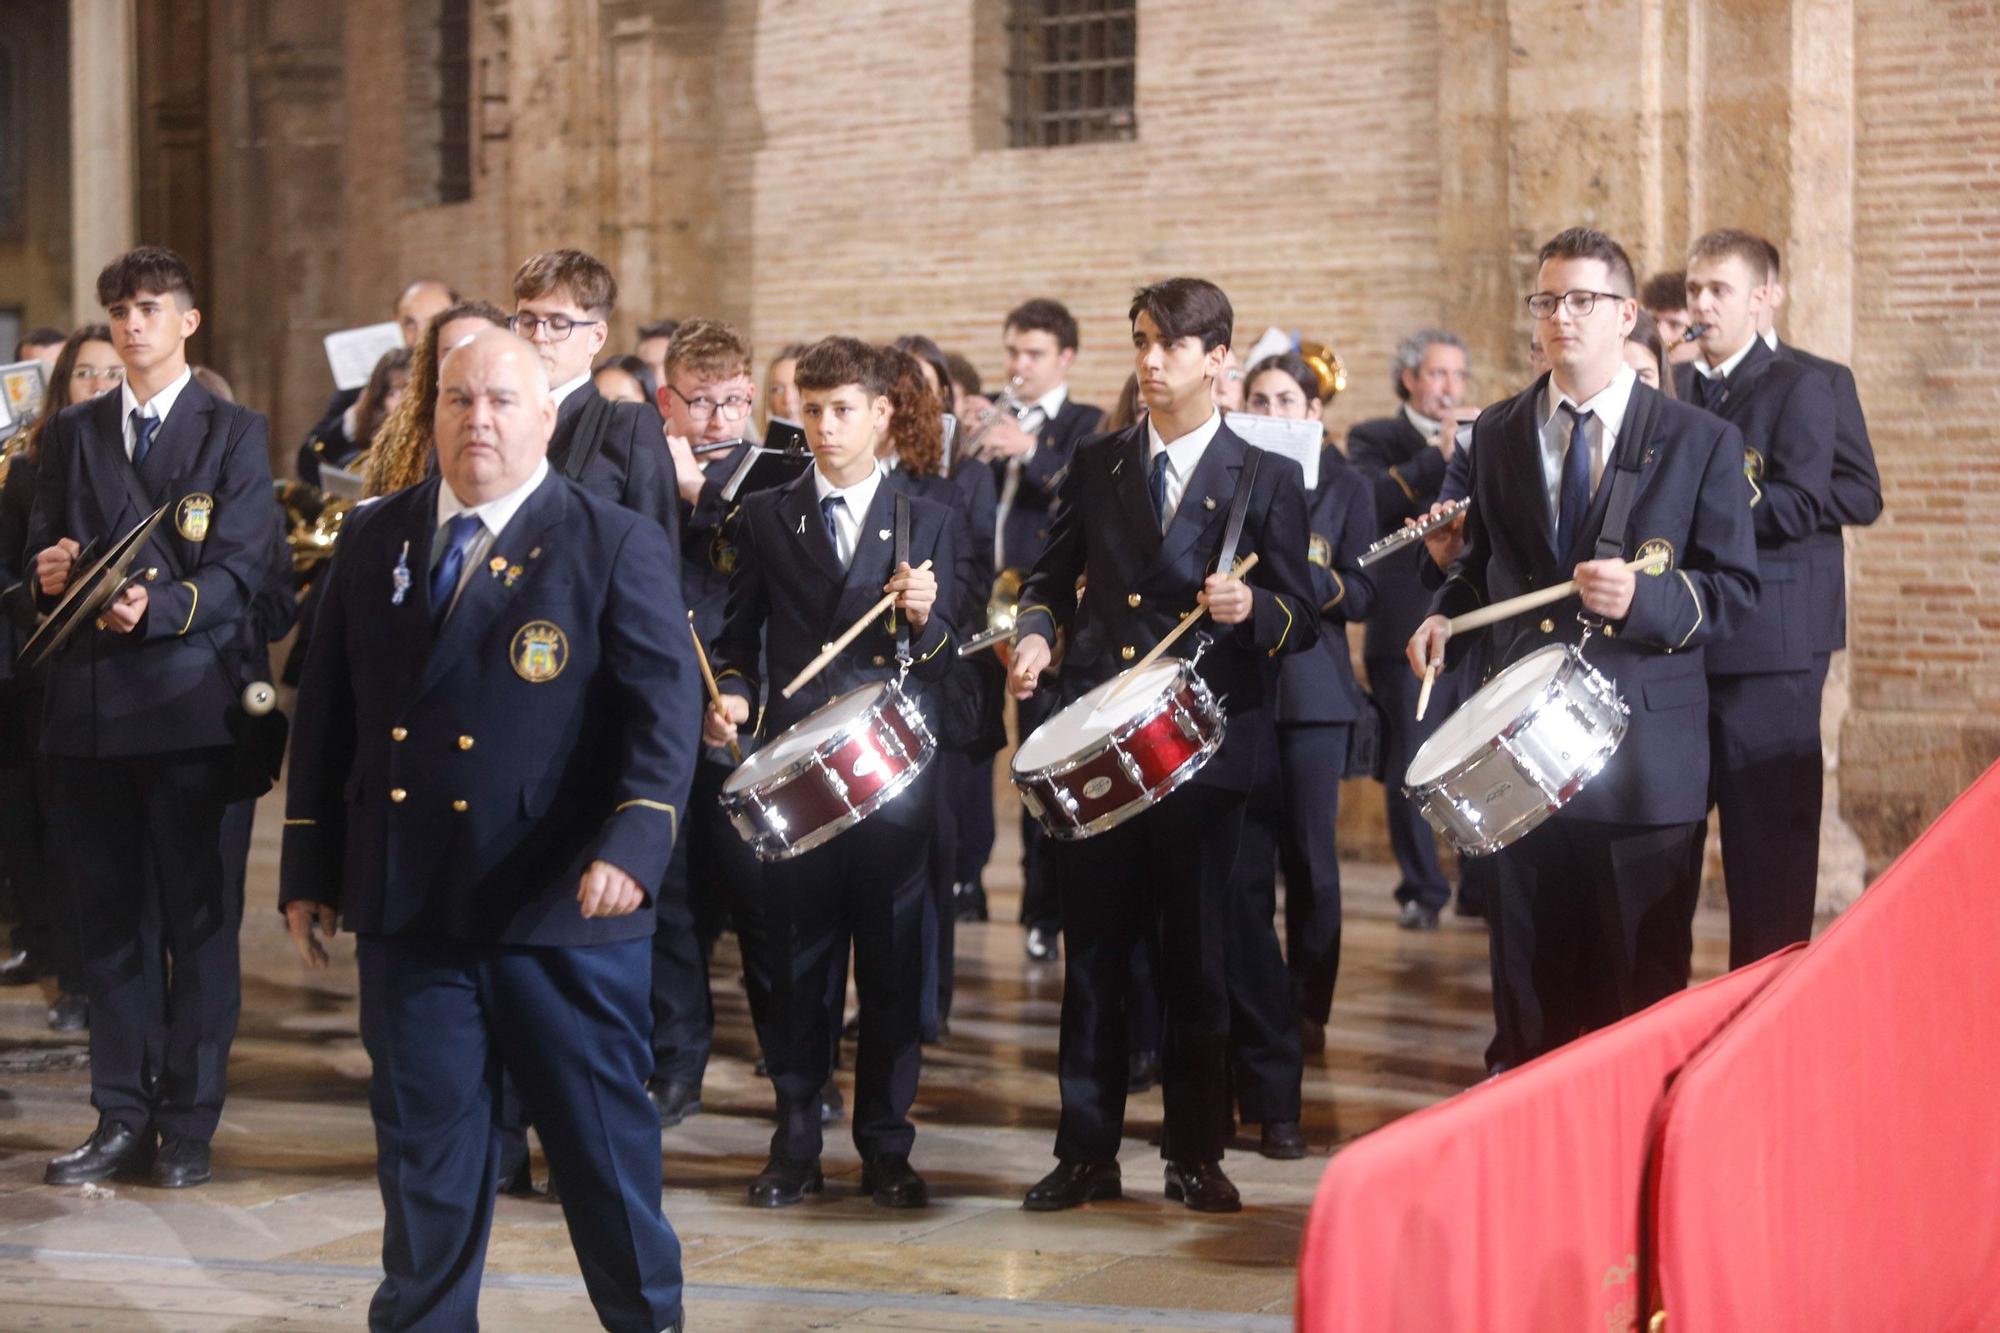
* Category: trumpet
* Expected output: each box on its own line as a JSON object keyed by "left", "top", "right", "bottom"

{"left": 957, "top": 567, "right": 1024, "bottom": 660}
{"left": 957, "top": 376, "right": 1031, "bottom": 462}
{"left": 1681, "top": 322, "right": 1710, "bottom": 344}
{"left": 1358, "top": 498, "right": 1470, "bottom": 567}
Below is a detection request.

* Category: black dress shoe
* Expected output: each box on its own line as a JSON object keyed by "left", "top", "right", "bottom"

{"left": 1126, "top": 1049, "right": 1160, "bottom": 1094}
{"left": 495, "top": 1153, "right": 539, "bottom": 1198}
{"left": 1397, "top": 900, "right": 1441, "bottom": 931}
{"left": 46, "top": 992, "right": 88, "bottom": 1032}
{"left": 1023, "top": 1159, "right": 1122, "bottom": 1212}
{"left": 819, "top": 1076, "right": 844, "bottom": 1124}
{"left": 646, "top": 1077, "right": 702, "bottom": 1128}
{"left": 1259, "top": 1120, "right": 1309, "bottom": 1160}
{"left": 1024, "top": 925, "right": 1060, "bottom": 962}
{"left": 1164, "top": 1158, "right": 1241, "bottom": 1213}
{"left": 860, "top": 1153, "right": 928, "bottom": 1208}
{"left": 952, "top": 882, "right": 989, "bottom": 923}
{"left": 0, "top": 949, "right": 41, "bottom": 985}
{"left": 46, "top": 1121, "right": 154, "bottom": 1185}
{"left": 151, "top": 1136, "right": 212, "bottom": 1188}
{"left": 747, "top": 1154, "right": 823, "bottom": 1207}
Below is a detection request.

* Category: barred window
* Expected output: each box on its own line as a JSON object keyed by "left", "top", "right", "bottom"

{"left": 1006, "top": 0, "right": 1137, "bottom": 149}
{"left": 404, "top": 0, "right": 473, "bottom": 207}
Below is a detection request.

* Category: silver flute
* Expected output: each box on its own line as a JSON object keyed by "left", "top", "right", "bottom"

{"left": 1357, "top": 497, "right": 1471, "bottom": 567}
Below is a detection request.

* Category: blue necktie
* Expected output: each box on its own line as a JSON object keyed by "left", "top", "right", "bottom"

{"left": 430, "top": 512, "right": 483, "bottom": 630}
{"left": 1556, "top": 404, "right": 1594, "bottom": 560}
{"left": 820, "top": 494, "right": 847, "bottom": 565}
{"left": 130, "top": 411, "right": 160, "bottom": 469}
{"left": 1148, "top": 451, "right": 1170, "bottom": 531}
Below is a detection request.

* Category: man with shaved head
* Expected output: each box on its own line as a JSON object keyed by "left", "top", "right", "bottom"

{"left": 298, "top": 278, "right": 460, "bottom": 484}
{"left": 281, "top": 327, "right": 699, "bottom": 1332}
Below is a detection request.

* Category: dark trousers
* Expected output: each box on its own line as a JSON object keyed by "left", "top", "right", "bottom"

{"left": 1015, "top": 691, "right": 1060, "bottom": 930}
{"left": 919, "top": 747, "right": 967, "bottom": 1037}
{"left": 0, "top": 757, "right": 81, "bottom": 991}
{"left": 1225, "top": 800, "right": 1303, "bottom": 1126}
{"left": 763, "top": 799, "right": 929, "bottom": 1162}
{"left": 650, "top": 756, "right": 771, "bottom": 1084}
{"left": 1709, "top": 656, "right": 1829, "bottom": 970}
{"left": 1486, "top": 816, "right": 1705, "bottom": 1069}
{"left": 1274, "top": 721, "right": 1350, "bottom": 1024}
{"left": 1052, "top": 784, "right": 1241, "bottom": 1164}
{"left": 1371, "top": 659, "right": 1458, "bottom": 910}
{"left": 951, "top": 752, "right": 997, "bottom": 886}
{"left": 357, "top": 935, "right": 681, "bottom": 1333}
{"left": 47, "top": 748, "right": 240, "bottom": 1142}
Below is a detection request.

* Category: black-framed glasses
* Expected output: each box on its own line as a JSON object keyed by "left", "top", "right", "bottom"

{"left": 1525, "top": 289, "right": 1629, "bottom": 319}
{"left": 507, "top": 312, "right": 602, "bottom": 341}
{"left": 667, "top": 383, "right": 753, "bottom": 423}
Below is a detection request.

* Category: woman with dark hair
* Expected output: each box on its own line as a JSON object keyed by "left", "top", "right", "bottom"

{"left": 0, "top": 324, "right": 122, "bottom": 1030}
{"left": 592, "top": 353, "right": 656, "bottom": 407}
{"left": 348, "top": 348, "right": 412, "bottom": 459}
{"left": 364, "top": 300, "right": 508, "bottom": 497}
{"left": 1624, "top": 308, "right": 1676, "bottom": 397}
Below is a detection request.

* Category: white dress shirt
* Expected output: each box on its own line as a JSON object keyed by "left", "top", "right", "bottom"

{"left": 119, "top": 366, "right": 193, "bottom": 461}
{"left": 432, "top": 458, "right": 551, "bottom": 619}
{"left": 1692, "top": 333, "right": 1759, "bottom": 385}
{"left": 1145, "top": 407, "right": 1225, "bottom": 532}
{"left": 1401, "top": 402, "right": 1443, "bottom": 442}
{"left": 813, "top": 461, "right": 886, "bottom": 568}
{"left": 1539, "top": 362, "right": 1637, "bottom": 523}
{"left": 1762, "top": 328, "right": 1781, "bottom": 352}
{"left": 551, "top": 372, "right": 592, "bottom": 409}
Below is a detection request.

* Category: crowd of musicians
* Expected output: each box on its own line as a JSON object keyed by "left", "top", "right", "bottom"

{"left": 0, "top": 222, "right": 1877, "bottom": 1331}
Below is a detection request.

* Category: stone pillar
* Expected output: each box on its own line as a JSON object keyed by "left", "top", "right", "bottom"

{"left": 68, "top": 0, "right": 136, "bottom": 314}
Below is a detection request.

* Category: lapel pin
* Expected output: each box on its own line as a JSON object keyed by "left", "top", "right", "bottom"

{"left": 878, "top": 528, "right": 890, "bottom": 541}
{"left": 391, "top": 541, "right": 411, "bottom": 606}
{"left": 528, "top": 546, "right": 542, "bottom": 560}
{"left": 798, "top": 514, "right": 807, "bottom": 535}
{"left": 488, "top": 556, "right": 507, "bottom": 576}
{"left": 1203, "top": 496, "right": 1217, "bottom": 511}
{"left": 504, "top": 563, "right": 523, "bottom": 588}
{"left": 1112, "top": 458, "right": 1124, "bottom": 476}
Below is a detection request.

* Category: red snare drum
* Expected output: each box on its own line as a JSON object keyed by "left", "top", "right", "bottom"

{"left": 1011, "top": 658, "right": 1225, "bottom": 840}
{"left": 719, "top": 680, "right": 935, "bottom": 861}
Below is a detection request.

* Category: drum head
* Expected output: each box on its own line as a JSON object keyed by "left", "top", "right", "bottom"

{"left": 1014, "top": 659, "right": 1183, "bottom": 773}
{"left": 1406, "top": 645, "right": 1568, "bottom": 787}
{"left": 723, "top": 681, "right": 889, "bottom": 794}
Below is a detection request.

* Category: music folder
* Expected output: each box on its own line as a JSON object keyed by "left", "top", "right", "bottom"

{"left": 721, "top": 418, "right": 812, "bottom": 501}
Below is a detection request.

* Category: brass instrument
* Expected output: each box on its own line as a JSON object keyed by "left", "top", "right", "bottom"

{"left": 958, "top": 567, "right": 1024, "bottom": 661}
{"left": 1298, "top": 341, "right": 1348, "bottom": 400}
{"left": 958, "top": 375, "right": 1031, "bottom": 463}
{"left": 275, "top": 479, "right": 353, "bottom": 581}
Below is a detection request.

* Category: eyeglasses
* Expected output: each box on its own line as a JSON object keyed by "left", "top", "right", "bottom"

{"left": 507, "top": 312, "right": 602, "bottom": 341}
{"left": 72, "top": 366, "right": 126, "bottom": 384}
{"left": 1526, "top": 290, "right": 1629, "bottom": 319}
{"left": 668, "top": 383, "right": 752, "bottom": 423}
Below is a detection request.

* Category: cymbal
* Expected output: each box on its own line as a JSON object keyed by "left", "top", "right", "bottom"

{"left": 18, "top": 502, "right": 171, "bottom": 671}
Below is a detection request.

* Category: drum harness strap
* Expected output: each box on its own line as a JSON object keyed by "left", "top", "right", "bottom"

{"left": 893, "top": 492, "right": 913, "bottom": 680}
{"left": 558, "top": 391, "right": 613, "bottom": 484}
{"left": 1197, "top": 447, "right": 1262, "bottom": 664}
{"left": 1575, "top": 382, "right": 1659, "bottom": 652}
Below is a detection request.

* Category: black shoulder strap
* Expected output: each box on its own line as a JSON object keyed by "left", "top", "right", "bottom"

{"left": 560, "top": 393, "right": 612, "bottom": 482}
{"left": 893, "top": 492, "right": 912, "bottom": 661}
{"left": 1217, "top": 445, "right": 1262, "bottom": 573}
{"left": 1592, "top": 385, "right": 1657, "bottom": 560}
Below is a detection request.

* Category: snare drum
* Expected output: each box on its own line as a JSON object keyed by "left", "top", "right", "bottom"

{"left": 1012, "top": 658, "right": 1225, "bottom": 841}
{"left": 1403, "top": 643, "right": 1628, "bottom": 856}
{"left": 719, "top": 680, "right": 935, "bottom": 861}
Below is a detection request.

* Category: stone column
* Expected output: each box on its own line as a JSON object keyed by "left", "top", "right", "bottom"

{"left": 68, "top": 0, "right": 136, "bottom": 314}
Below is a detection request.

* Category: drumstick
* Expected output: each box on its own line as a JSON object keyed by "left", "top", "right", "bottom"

{"left": 688, "top": 611, "right": 742, "bottom": 765}
{"left": 1415, "top": 659, "right": 1440, "bottom": 721}
{"left": 1106, "top": 553, "right": 1261, "bottom": 704}
{"left": 780, "top": 559, "right": 935, "bottom": 700}
{"left": 1445, "top": 552, "right": 1669, "bottom": 637}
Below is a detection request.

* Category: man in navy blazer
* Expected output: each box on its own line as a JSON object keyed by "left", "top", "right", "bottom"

{"left": 29, "top": 247, "right": 281, "bottom": 1191}
{"left": 282, "top": 329, "right": 698, "bottom": 1333}
{"left": 1412, "top": 229, "right": 1758, "bottom": 1070}
{"left": 1009, "top": 279, "right": 1318, "bottom": 1214}
{"left": 1677, "top": 229, "right": 1840, "bottom": 969}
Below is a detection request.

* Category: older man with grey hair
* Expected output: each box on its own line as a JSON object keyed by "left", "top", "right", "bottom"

{"left": 1348, "top": 328, "right": 1476, "bottom": 930}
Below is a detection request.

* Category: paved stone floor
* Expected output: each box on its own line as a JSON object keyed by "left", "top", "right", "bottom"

{"left": 0, "top": 784, "right": 1734, "bottom": 1330}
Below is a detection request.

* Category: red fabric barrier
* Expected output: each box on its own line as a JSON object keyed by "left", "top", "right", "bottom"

{"left": 1647, "top": 760, "right": 2000, "bottom": 1331}
{"left": 1298, "top": 949, "right": 1797, "bottom": 1333}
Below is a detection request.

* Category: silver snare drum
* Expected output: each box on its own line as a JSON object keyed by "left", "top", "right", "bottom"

{"left": 1403, "top": 644, "right": 1628, "bottom": 857}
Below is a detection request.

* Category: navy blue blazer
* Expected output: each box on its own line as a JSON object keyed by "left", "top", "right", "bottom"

{"left": 551, "top": 383, "right": 681, "bottom": 554}
{"left": 279, "top": 471, "right": 701, "bottom": 946}
{"left": 1674, "top": 339, "right": 1837, "bottom": 673}
{"left": 710, "top": 469, "right": 960, "bottom": 814}
{"left": 26, "top": 381, "right": 279, "bottom": 758}
{"left": 1774, "top": 338, "right": 1883, "bottom": 653}
{"left": 993, "top": 395, "right": 1102, "bottom": 574}
{"left": 1348, "top": 412, "right": 1446, "bottom": 661}
{"left": 296, "top": 386, "right": 363, "bottom": 486}
{"left": 1277, "top": 447, "right": 1375, "bottom": 725}
{"left": 1430, "top": 377, "right": 1758, "bottom": 826}
{"left": 1013, "top": 419, "right": 1319, "bottom": 793}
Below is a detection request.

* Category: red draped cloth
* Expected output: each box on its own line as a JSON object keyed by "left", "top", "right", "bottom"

{"left": 1297, "top": 949, "right": 1796, "bottom": 1332}
{"left": 1647, "top": 760, "right": 2000, "bottom": 1330}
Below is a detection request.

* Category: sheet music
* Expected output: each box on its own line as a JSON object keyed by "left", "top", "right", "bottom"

{"left": 1227, "top": 412, "right": 1324, "bottom": 490}
{"left": 319, "top": 463, "right": 366, "bottom": 500}
{"left": 323, "top": 322, "right": 404, "bottom": 391}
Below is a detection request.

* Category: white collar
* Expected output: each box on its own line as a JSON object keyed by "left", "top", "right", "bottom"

{"left": 120, "top": 365, "right": 193, "bottom": 427}
{"left": 1543, "top": 362, "right": 1638, "bottom": 440}
{"left": 1031, "top": 382, "right": 1069, "bottom": 419}
{"left": 1695, "top": 334, "right": 1759, "bottom": 381}
{"left": 437, "top": 458, "right": 551, "bottom": 538}
{"left": 1146, "top": 407, "right": 1224, "bottom": 472}
{"left": 813, "top": 459, "right": 885, "bottom": 509}
{"left": 1401, "top": 402, "right": 1441, "bottom": 440}
{"left": 551, "top": 372, "right": 592, "bottom": 408}
{"left": 1762, "top": 328, "right": 1781, "bottom": 352}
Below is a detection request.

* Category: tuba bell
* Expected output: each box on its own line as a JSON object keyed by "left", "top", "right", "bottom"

{"left": 1298, "top": 341, "right": 1347, "bottom": 401}
{"left": 274, "top": 478, "right": 354, "bottom": 583}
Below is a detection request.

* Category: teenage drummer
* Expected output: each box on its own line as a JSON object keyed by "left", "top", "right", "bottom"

{"left": 1006, "top": 278, "right": 1318, "bottom": 1214}
{"left": 1407, "top": 227, "right": 1758, "bottom": 1071}
{"left": 704, "top": 336, "right": 962, "bottom": 1210}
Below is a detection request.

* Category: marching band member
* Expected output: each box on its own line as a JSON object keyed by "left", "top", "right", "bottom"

{"left": 1008, "top": 278, "right": 1317, "bottom": 1213}
{"left": 297, "top": 279, "right": 455, "bottom": 485}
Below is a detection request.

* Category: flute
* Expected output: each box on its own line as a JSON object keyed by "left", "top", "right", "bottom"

{"left": 1358, "top": 498, "right": 1470, "bottom": 568}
